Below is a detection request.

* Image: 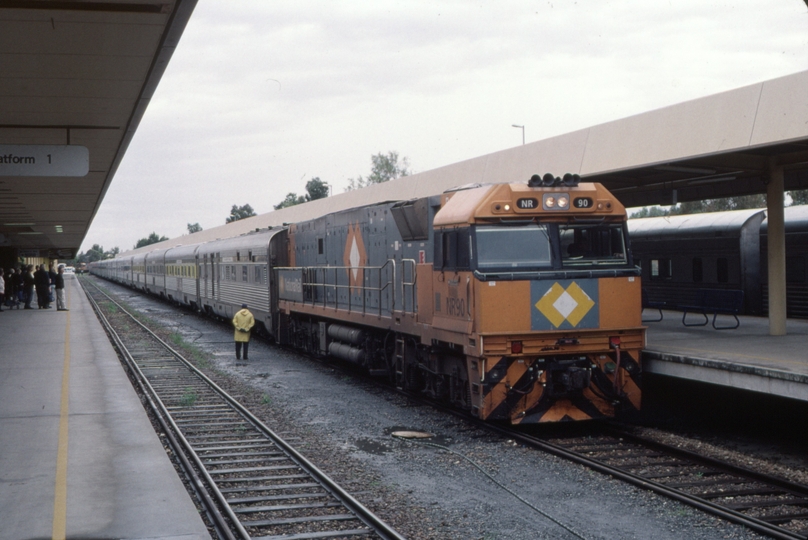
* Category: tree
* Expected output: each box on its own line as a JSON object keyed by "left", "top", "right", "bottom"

{"left": 789, "top": 190, "right": 808, "bottom": 205}
{"left": 187, "top": 222, "right": 202, "bottom": 234}
{"left": 134, "top": 232, "right": 168, "bottom": 249}
{"left": 226, "top": 204, "right": 257, "bottom": 223}
{"left": 346, "top": 151, "right": 410, "bottom": 191}
{"left": 305, "top": 177, "right": 329, "bottom": 201}
{"left": 274, "top": 193, "right": 306, "bottom": 210}
{"left": 75, "top": 245, "right": 119, "bottom": 263}
{"left": 273, "top": 177, "right": 331, "bottom": 210}
{"left": 85, "top": 244, "right": 106, "bottom": 263}
{"left": 629, "top": 206, "right": 672, "bottom": 219}
{"left": 671, "top": 194, "right": 766, "bottom": 215}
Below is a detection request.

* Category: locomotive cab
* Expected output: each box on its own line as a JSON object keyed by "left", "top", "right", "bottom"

{"left": 427, "top": 176, "right": 644, "bottom": 423}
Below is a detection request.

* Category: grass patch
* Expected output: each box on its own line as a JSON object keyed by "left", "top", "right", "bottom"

{"left": 180, "top": 388, "right": 199, "bottom": 407}
{"left": 168, "top": 333, "right": 211, "bottom": 368}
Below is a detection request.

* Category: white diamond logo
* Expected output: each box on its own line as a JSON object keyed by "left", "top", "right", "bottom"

{"left": 553, "top": 290, "right": 578, "bottom": 319}
{"left": 349, "top": 237, "right": 360, "bottom": 281}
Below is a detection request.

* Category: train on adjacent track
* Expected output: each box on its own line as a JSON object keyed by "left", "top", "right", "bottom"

{"left": 628, "top": 205, "right": 808, "bottom": 319}
{"left": 91, "top": 174, "right": 645, "bottom": 424}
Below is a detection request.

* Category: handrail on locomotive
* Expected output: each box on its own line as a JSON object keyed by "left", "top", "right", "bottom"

{"left": 277, "top": 258, "right": 418, "bottom": 318}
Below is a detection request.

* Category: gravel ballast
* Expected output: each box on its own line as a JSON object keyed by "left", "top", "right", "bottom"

{"left": 92, "top": 278, "right": 793, "bottom": 540}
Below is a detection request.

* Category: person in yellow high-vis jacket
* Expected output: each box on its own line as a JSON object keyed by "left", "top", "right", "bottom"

{"left": 232, "top": 304, "right": 255, "bottom": 360}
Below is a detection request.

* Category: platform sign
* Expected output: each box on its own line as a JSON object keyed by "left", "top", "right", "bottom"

{"left": 0, "top": 145, "right": 89, "bottom": 177}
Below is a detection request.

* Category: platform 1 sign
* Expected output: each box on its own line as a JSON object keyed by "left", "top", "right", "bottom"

{"left": 0, "top": 145, "right": 89, "bottom": 177}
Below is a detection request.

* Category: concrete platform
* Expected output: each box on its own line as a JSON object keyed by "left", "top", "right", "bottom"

{"left": 643, "top": 309, "right": 808, "bottom": 402}
{"left": 0, "top": 275, "right": 209, "bottom": 539}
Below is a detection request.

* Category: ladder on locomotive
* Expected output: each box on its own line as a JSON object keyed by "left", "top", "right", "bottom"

{"left": 394, "top": 336, "right": 405, "bottom": 388}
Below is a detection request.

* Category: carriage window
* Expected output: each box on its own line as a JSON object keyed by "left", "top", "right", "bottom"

{"left": 692, "top": 257, "right": 703, "bottom": 283}
{"left": 717, "top": 258, "right": 729, "bottom": 283}
{"left": 255, "top": 266, "right": 262, "bottom": 283}
{"left": 650, "top": 258, "right": 671, "bottom": 280}
{"left": 242, "top": 265, "right": 248, "bottom": 282}
{"left": 318, "top": 238, "right": 324, "bottom": 255}
{"left": 475, "top": 224, "right": 551, "bottom": 270}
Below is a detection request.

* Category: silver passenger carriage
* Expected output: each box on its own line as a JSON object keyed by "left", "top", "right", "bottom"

{"left": 164, "top": 243, "right": 201, "bottom": 309}
{"left": 197, "top": 228, "right": 287, "bottom": 336}
{"left": 144, "top": 246, "right": 170, "bottom": 298}
{"left": 132, "top": 251, "right": 147, "bottom": 291}
{"left": 113, "top": 255, "right": 134, "bottom": 285}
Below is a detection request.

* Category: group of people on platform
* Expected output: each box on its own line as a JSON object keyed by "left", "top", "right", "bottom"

{"left": 0, "top": 263, "right": 68, "bottom": 312}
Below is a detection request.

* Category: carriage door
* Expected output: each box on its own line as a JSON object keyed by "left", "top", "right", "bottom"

{"left": 214, "top": 253, "right": 220, "bottom": 300}
{"left": 205, "top": 253, "right": 211, "bottom": 297}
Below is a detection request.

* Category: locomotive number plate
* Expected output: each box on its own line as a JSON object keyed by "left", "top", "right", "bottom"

{"left": 573, "top": 197, "right": 593, "bottom": 209}
{"left": 516, "top": 198, "right": 539, "bottom": 209}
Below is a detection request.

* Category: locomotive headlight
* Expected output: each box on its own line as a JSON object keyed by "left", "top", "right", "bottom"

{"left": 557, "top": 195, "right": 569, "bottom": 208}
{"left": 545, "top": 196, "right": 555, "bottom": 208}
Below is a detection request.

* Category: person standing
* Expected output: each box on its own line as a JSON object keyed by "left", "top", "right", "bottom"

{"left": 23, "top": 265, "right": 35, "bottom": 309}
{"left": 232, "top": 304, "right": 255, "bottom": 361}
{"left": 55, "top": 265, "right": 68, "bottom": 311}
{"left": 34, "top": 264, "right": 50, "bottom": 308}
{"left": 48, "top": 263, "right": 57, "bottom": 306}
{"left": 11, "top": 268, "right": 22, "bottom": 308}
{"left": 0, "top": 268, "right": 5, "bottom": 312}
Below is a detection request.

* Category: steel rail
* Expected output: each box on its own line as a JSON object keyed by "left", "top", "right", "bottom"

{"left": 86, "top": 274, "right": 807, "bottom": 539}
{"left": 484, "top": 422, "right": 808, "bottom": 540}
{"left": 399, "top": 390, "right": 807, "bottom": 540}
{"left": 80, "top": 278, "right": 240, "bottom": 540}
{"left": 603, "top": 423, "right": 808, "bottom": 499}
{"left": 82, "top": 276, "right": 407, "bottom": 540}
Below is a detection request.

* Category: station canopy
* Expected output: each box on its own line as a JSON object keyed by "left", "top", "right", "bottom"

{"left": 0, "top": 0, "right": 196, "bottom": 259}
{"left": 1, "top": 1, "right": 807, "bottom": 259}
{"left": 150, "top": 69, "right": 808, "bottom": 255}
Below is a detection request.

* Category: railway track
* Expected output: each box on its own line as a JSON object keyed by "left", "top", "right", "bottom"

{"left": 480, "top": 422, "right": 808, "bottom": 540}
{"left": 84, "top": 275, "right": 808, "bottom": 539}
{"left": 81, "top": 278, "right": 405, "bottom": 540}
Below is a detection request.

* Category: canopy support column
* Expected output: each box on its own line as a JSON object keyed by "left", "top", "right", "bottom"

{"left": 766, "top": 161, "right": 787, "bottom": 336}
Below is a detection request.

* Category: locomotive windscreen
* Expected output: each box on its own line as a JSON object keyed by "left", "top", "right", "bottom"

{"left": 560, "top": 223, "right": 627, "bottom": 267}
{"left": 475, "top": 224, "right": 552, "bottom": 270}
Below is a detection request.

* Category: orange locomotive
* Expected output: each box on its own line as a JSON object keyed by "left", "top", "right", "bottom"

{"left": 277, "top": 174, "right": 644, "bottom": 423}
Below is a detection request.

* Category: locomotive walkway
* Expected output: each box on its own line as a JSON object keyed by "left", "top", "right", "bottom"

{"left": 644, "top": 311, "right": 808, "bottom": 402}
{"left": 0, "top": 275, "right": 209, "bottom": 539}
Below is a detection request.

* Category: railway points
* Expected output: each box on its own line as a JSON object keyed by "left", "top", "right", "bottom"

{"left": 0, "top": 274, "right": 210, "bottom": 539}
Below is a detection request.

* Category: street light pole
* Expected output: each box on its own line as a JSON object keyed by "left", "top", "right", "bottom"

{"left": 512, "top": 124, "right": 525, "bottom": 145}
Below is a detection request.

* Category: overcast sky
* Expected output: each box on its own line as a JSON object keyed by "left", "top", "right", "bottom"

{"left": 81, "top": 0, "right": 808, "bottom": 253}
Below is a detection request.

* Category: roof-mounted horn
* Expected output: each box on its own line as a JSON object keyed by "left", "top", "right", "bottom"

{"left": 527, "top": 173, "right": 581, "bottom": 188}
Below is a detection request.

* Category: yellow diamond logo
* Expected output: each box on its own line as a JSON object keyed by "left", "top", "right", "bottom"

{"left": 535, "top": 281, "right": 595, "bottom": 328}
